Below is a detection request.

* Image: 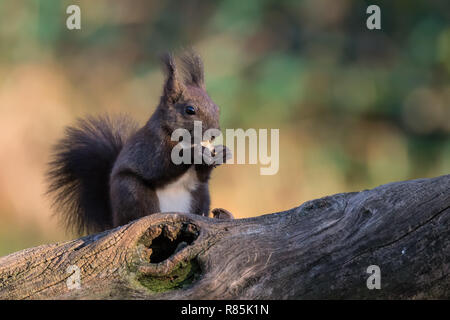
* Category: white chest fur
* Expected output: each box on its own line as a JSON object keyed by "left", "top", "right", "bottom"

{"left": 156, "top": 167, "right": 198, "bottom": 213}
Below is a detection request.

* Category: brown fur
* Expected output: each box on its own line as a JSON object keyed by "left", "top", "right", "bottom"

{"left": 47, "top": 50, "right": 231, "bottom": 235}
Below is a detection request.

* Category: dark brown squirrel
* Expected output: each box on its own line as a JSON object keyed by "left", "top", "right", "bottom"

{"left": 46, "top": 50, "right": 233, "bottom": 235}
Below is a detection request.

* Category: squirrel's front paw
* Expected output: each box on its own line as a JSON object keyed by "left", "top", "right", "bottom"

{"left": 216, "top": 145, "right": 232, "bottom": 164}
{"left": 212, "top": 208, "right": 234, "bottom": 220}
{"left": 204, "top": 145, "right": 232, "bottom": 167}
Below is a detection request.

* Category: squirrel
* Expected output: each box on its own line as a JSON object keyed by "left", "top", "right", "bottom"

{"left": 46, "top": 50, "right": 234, "bottom": 235}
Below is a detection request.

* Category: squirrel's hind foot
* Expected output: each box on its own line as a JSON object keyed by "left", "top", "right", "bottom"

{"left": 211, "top": 208, "right": 234, "bottom": 220}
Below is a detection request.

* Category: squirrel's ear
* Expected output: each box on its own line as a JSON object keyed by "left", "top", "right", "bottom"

{"left": 161, "top": 53, "right": 185, "bottom": 103}
{"left": 179, "top": 49, "right": 205, "bottom": 90}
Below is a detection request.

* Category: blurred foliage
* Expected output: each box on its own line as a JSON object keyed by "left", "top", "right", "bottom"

{"left": 0, "top": 0, "right": 449, "bottom": 256}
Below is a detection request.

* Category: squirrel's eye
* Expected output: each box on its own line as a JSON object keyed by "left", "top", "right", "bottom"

{"left": 185, "top": 105, "right": 196, "bottom": 115}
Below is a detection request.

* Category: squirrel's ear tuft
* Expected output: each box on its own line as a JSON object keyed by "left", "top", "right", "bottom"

{"left": 161, "top": 52, "right": 185, "bottom": 103}
{"left": 179, "top": 49, "right": 205, "bottom": 89}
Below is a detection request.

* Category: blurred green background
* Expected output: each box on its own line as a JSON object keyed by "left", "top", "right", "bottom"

{"left": 0, "top": 0, "right": 449, "bottom": 256}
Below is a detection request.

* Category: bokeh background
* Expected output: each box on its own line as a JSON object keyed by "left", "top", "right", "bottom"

{"left": 0, "top": 0, "right": 449, "bottom": 256}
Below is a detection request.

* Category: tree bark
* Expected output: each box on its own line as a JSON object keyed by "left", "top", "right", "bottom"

{"left": 0, "top": 175, "right": 449, "bottom": 299}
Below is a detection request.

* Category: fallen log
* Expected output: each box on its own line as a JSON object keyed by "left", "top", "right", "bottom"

{"left": 0, "top": 175, "right": 449, "bottom": 299}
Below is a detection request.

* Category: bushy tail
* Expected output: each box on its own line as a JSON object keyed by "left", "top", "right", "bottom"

{"left": 46, "top": 115, "right": 138, "bottom": 235}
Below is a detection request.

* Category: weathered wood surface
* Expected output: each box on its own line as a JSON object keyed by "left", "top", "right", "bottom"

{"left": 0, "top": 175, "right": 449, "bottom": 299}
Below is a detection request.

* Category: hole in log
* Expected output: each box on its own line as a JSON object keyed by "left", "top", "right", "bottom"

{"left": 149, "top": 224, "right": 198, "bottom": 263}
{"left": 138, "top": 222, "right": 199, "bottom": 264}
{"left": 135, "top": 222, "right": 202, "bottom": 292}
